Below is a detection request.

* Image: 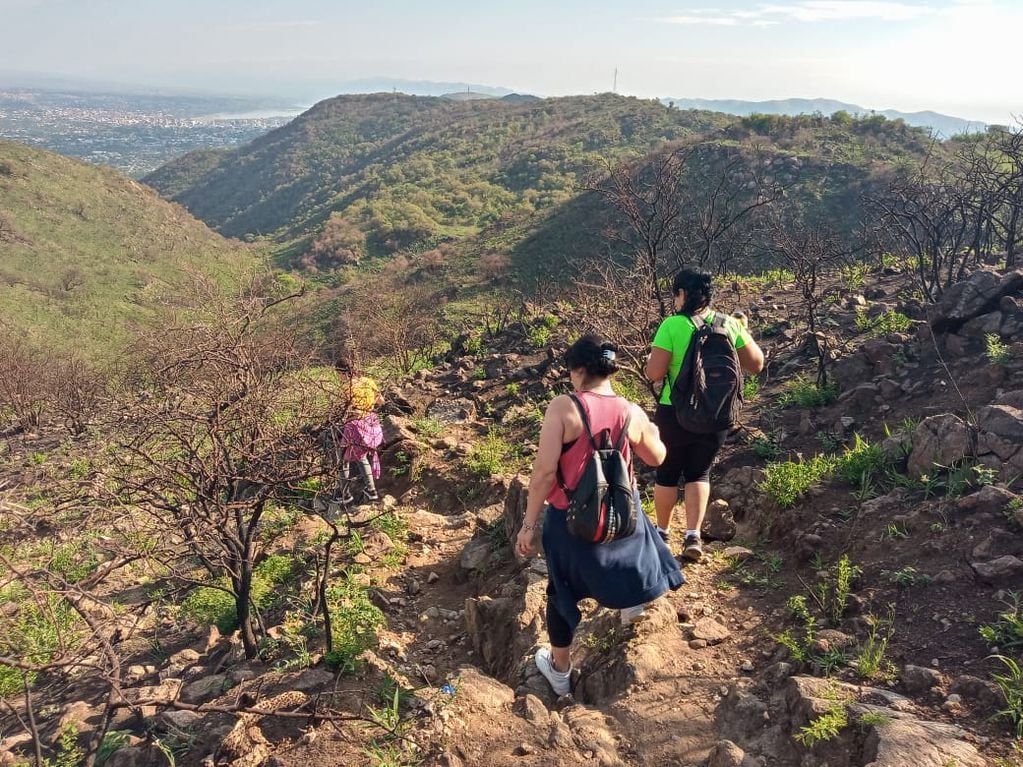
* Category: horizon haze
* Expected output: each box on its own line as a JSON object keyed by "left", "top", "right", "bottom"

{"left": 1, "top": 0, "right": 1019, "bottom": 125}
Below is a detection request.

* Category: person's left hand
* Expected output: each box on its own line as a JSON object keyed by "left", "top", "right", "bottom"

{"left": 515, "top": 526, "right": 538, "bottom": 558}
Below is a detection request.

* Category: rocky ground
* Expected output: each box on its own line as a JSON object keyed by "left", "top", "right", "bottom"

{"left": 2, "top": 265, "right": 1023, "bottom": 766}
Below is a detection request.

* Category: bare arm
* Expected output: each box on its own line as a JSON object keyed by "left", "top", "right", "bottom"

{"left": 645, "top": 347, "right": 672, "bottom": 382}
{"left": 627, "top": 404, "right": 666, "bottom": 467}
{"left": 515, "top": 396, "right": 568, "bottom": 556}
{"left": 737, "top": 337, "right": 765, "bottom": 374}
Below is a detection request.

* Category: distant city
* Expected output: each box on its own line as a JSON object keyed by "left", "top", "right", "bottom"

{"left": 0, "top": 87, "right": 304, "bottom": 176}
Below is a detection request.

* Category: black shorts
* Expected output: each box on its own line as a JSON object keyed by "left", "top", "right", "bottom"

{"left": 653, "top": 404, "right": 727, "bottom": 487}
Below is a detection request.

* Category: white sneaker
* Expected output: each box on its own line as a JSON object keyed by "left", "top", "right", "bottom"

{"left": 620, "top": 605, "right": 646, "bottom": 626}
{"left": 535, "top": 646, "right": 572, "bottom": 696}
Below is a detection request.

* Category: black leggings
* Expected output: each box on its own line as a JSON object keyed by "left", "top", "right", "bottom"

{"left": 546, "top": 582, "right": 573, "bottom": 648}
{"left": 653, "top": 405, "right": 727, "bottom": 487}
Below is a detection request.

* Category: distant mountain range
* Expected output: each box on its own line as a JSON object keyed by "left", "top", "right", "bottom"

{"left": 661, "top": 97, "right": 986, "bottom": 137}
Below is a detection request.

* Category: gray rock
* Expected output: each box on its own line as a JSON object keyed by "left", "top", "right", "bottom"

{"left": 180, "top": 674, "right": 232, "bottom": 704}
{"left": 839, "top": 382, "right": 880, "bottom": 411}
{"left": 447, "top": 666, "right": 515, "bottom": 713}
{"left": 691, "top": 617, "right": 731, "bottom": 645}
{"left": 832, "top": 353, "right": 873, "bottom": 391}
{"left": 956, "top": 485, "right": 1018, "bottom": 516}
{"left": 950, "top": 675, "right": 1001, "bottom": 710}
{"left": 907, "top": 414, "right": 975, "bottom": 479}
{"left": 900, "top": 664, "right": 942, "bottom": 695}
{"left": 960, "top": 310, "right": 1004, "bottom": 338}
{"left": 426, "top": 397, "right": 476, "bottom": 424}
{"left": 501, "top": 474, "right": 532, "bottom": 548}
{"left": 861, "top": 718, "right": 987, "bottom": 767}
{"left": 458, "top": 537, "right": 495, "bottom": 575}
{"left": 158, "top": 710, "right": 201, "bottom": 730}
{"left": 288, "top": 667, "right": 335, "bottom": 692}
{"left": 514, "top": 693, "right": 549, "bottom": 725}
{"left": 707, "top": 740, "right": 747, "bottom": 767}
{"left": 994, "top": 389, "right": 1023, "bottom": 410}
{"left": 971, "top": 555, "right": 1023, "bottom": 583}
{"left": 381, "top": 415, "right": 417, "bottom": 447}
{"left": 721, "top": 546, "right": 754, "bottom": 561}
{"left": 105, "top": 746, "right": 167, "bottom": 767}
{"left": 978, "top": 404, "right": 1023, "bottom": 444}
{"left": 716, "top": 685, "right": 768, "bottom": 742}
{"left": 930, "top": 268, "right": 1023, "bottom": 333}
{"left": 702, "top": 499, "right": 736, "bottom": 542}
{"left": 464, "top": 586, "right": 545, "bottom": 680}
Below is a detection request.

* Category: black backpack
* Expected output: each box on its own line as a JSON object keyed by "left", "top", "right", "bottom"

{"left": 558, "top": 395, "right": 638, "bottom": 544}
{"left": 669, "top": 313, "right": 744, "bottom": 434}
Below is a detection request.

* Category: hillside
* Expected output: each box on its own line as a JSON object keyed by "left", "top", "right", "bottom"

{"left": 664, "top": 96, "right": 986, "bottom": 137}
{"left": 2, "top": 263, "right": 1022, "bottom": 766}
{"left": 143, "top": 94, "right": 733, "bottom": 266}
{"left": 0, "top": 140, "right": 262, "bottom": 357}
{"left": 144, "top": 94, "right": 944, "bottom": 284}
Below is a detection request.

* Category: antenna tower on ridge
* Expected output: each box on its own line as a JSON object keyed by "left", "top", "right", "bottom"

{"left": 613, "top": 68, "right": 618, "bottom": 93}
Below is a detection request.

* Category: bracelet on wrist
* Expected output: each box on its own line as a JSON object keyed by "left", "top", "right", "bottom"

{"left": 521, "top": 521, "right": 541, "bottom": 532}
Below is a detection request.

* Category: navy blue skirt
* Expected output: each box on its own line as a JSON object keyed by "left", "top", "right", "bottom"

{"left": 542, "top": 496, "right": 685, "bottom": 635}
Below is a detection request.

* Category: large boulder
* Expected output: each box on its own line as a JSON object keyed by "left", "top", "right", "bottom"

{"left": 782, "top": 676, "right": 986, "bottom": 767}
{"left": 831, "top": 352, "right": 873, "bottom": 392}
{"left": 976, "top": 403, "right": 1023, "bottom": 482}
{"left": 502, "top": 474, "right": 530, "bottom": 545}
{"left": 907, "top": 414, "right": 975, "bottom": 479}
{"left": 702, "top": 499, "right": 737, "bottom": 541}
{"left": 930, "top": 267, "right": 1023, "bottom": 333}
{"left": 464, "top": 579, "right": 546, "bottom": 680}
{"left": 426, "top": 396, "right": 476, "bottom": 424}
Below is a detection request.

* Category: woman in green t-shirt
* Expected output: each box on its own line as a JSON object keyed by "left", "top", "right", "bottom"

{"left": 645, "top": 269, "right": 764, "bottom": 561}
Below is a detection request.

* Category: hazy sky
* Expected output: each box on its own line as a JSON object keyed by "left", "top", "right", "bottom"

{"left": 2, "top": 0, "right": 1019, "bottom": 123}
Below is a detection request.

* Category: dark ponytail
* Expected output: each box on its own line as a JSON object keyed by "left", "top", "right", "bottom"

{"left": 564, "top": 334, "right": 619, "bottom": 379}
{"left": 672, "top": 268, "right": 714, "bottom": 316}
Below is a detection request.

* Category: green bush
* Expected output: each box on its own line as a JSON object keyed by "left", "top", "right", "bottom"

{"left": 760, "top": 454, "right": 836, "bottom": 508}
{"left": 326, "top": 577, "right": 386, "bottom": 672}
{"left": 796, "top": 702, "right": 848, "bottom": 747}
{"left": 779, "top": 376, "right": 838, "bottom": 408}
{"left": 853, "top": 612, "right": 896, "bottom": 683}
{"left": 991, "top": 655, "right": 1023, "bottom": 738}
{"left": 411, "top": 416, "right": 445, "bottom": 438}
{"left": 180, "top": 585, "right": 238, "bottom": 633}
{"left": 980, "top": 592, "right": 1023, "bottom": 654}
{"left": 466, "top": 430, "right": 520, "bottom": 477}
{"left": 752, "top": 437, "right": 778, "bottom": 460}
{"left": 986, "top": 334, "right": 1011, "bottom": 365}
{"left": 833, "top": 435, "right": 887, "bottom": 488}
{"left": 743, "top": 376, "right": 760, "bottom": 402}
{"left": 854, "top": 309, "right": 913, "bottom": 338}
{"left": 180, "top": 555, "right": 297, "bottom": 633}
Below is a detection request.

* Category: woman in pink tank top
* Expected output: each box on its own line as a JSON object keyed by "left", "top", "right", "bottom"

{"left": 514, "top": 335, "right": 685, "bottom": 696}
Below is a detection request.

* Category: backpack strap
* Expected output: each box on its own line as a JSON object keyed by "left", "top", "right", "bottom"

{"left": 557, "top": 394, "right": 631, "bottom": 492}
{"left": 710, "top": 312, "right": 728, "bottom": 331}
{"left": 568, "top": 394, "right": 600, "bottom": 451}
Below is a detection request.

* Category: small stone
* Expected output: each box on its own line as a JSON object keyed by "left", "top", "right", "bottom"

{"left": 691, "top": 617, "right": 731, "bottom": 645}
{"left": 427, "top": 571, "right": 440, "bottom": 583}
{"left": 158, "top": 710, "right": 200, "bottom": 730}
{"left": 740, "top": 660, "right": 754, "bottom": 673}
{"left": 720, "top": 546, "right": 754, "bottom": 560}
{"left": 689, "top": 639, "right": 708, "bottom": 650}
{"left": 900, "top": 664, "right": 942, "bottom": 694}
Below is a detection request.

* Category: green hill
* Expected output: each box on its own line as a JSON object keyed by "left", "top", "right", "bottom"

{"left": 0, "top": 140, "right": 262, "bottom": 358}
{"left": 143, "top": 94, "right": 734, "bottom": 267}
{"left": 144, "top": 95, "right": 941, "bottom": 282}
